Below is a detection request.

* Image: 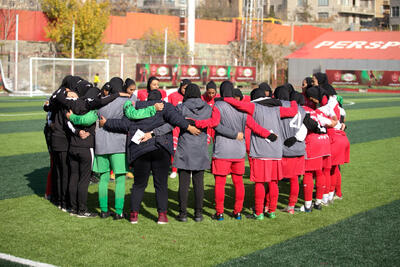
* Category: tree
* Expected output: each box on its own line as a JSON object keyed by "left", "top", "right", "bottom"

{"left": 231, "top": 37, "right": 274, "bottom": 67}
{"left": 296, "top": 2, "right": 313, "bottom": 22}
{"left": 141, "top": 29, "right": 189, "bottom": 60}
{"left": 196, "top": 0, "right": 237, "bottom": 20}
{"left": 0, "top": 1, "right": 17, "bottom": 40}
{"left": 41, "top": 0, "right": 110, "bottom": 58}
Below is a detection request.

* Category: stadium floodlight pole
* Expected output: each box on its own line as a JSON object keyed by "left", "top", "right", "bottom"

{"left": 15, "top": 14, "right": 18, "bottom": 92}
{"left": 164, "top": 27, "right": 168, "bottom": 64}
{"left": 71, "top": 21, "right": 75, "bottom": 76}
{"left": 188, "top": 0, "right": 195, "bottom": 57}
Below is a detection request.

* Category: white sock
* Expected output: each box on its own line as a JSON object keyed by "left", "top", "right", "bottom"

{"left": 305, "top": 201, "right": 312, "bottom": 209}
{"left": 329, "top": 192, "right": 335, "bottom": 201}
{"left": 323, "top": 194, "right": 329, "bottom": 203}
{"left": 315, "top": 199, "right": 322, "bottom": 205}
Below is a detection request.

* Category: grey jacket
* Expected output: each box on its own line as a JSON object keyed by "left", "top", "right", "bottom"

{"left": 249, "top": 104, "right": 283, "bottom": 159}
{"left": 173, "top": 98, "right": 212, "bottom": 170}
{"left": 95, "top": 95, "right": 135, "bottom": 155}
{"left": 213, "top": 101, "right": 247, "bottom": 159}
{"left": 280, "top": 100, "right": 306, "bottom": 157}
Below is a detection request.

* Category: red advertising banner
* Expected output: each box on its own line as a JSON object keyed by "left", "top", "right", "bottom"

{"left": 136, "top": 64, "right": 256, "bottom": 85}
{"left": 326, "top": 69, "right": 400, "bottom": 88}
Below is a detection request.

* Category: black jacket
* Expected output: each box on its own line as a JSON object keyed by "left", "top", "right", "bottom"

{"left": 104, "top": 101, "right": 189, "bottom": 164}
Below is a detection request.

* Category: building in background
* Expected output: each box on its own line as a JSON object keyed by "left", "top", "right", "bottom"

{"left": 390, "top": 0, "right": 400, "bottom": 29}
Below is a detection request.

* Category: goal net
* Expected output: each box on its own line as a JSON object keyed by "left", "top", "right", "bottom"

{"left": 27, "top": 57, "right": 109, "bottom": 97}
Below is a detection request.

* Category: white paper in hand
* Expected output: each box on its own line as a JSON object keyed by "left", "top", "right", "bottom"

{"left": 131, "top": 129, "right": 145, "bottom": 144}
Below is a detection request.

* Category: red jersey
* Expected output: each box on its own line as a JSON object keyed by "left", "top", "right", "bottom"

{"left": 201, "top": 93, "right": 220, "bottom": 108}
{"left": 167, "top": 91, "right": 184, "bottom": 106}
{"left": 137, "top": 89, "right": 167, "bottom": 101}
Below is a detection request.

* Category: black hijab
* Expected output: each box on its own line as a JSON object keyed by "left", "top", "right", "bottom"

{"left": 313, "top": 72, "right": 336, "bottom": 96}
{"left": 75, "top": 80, "right": 92, "bottom": 97}
{"left": 109, "top": 77, "right": 124, "bottom": 94}
{"left": 147, "top": 89, "right": 162, "bottom": 101}
{"left": 206, "top": 80, "right": 217, "bottom": 90}
{"left": 274, "top": 85, "right": 290, "bottom": 101}
{"left": 220, "top": 81, "right": 234, "bottom": 97}
{"left": 233, "top": 88, "right": 243, "bottom": 101}
{"left": 304, "top": 77, "right": 313, "bottom": 89}
{"left": 84, "top": 87, "right": 101, "bottom": 100}
{"left": 183, "top": 83, "right": 201, "bottom": 102}
{"left": 250, "top": 88, "right": 266, "bottom": 101}
{"left": 259, "top": 82, "right": 272, "bottom": 97}
{"left": 291, "top": 91, "right": 305, "bottom": 106}
{"left": 306, "top": 86, "right": 323, "bottom": 102}
{"left": 147, "top": 76, "right": 159, "bottom": 92}
{"left": 179, "top": 79, "right": 191, "bottom": 95}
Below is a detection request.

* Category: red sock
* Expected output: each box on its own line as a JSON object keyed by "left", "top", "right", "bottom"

{"left": 315, "top": 170, "right": 325, "bottom": 200}
{"left": 323, "top": 168, "right": 331, "bottom": 194}
{"left": 330, "top": 165, "right": 338, "bottom": 192}
{"left": 267, "top": 180, "right": 279, "bottom": 212}
{"left": 254, "top": 182, "right": 265, "bottom": 215}
{"left": 288, "top": 176, "right": 299, "bottom": 207}
{"left": 303, "top": 171, "right": 314, "bottom": 202}
{"left": 335, "top": 166, "right": 342, "bottom": 197}
{"left": 214, "top": 175, "right": 227, "bottom": 214}
{"left": 231, "top": 174, "right": 244, "bottom": 214}
{"left": 265, "top": 184, "right": 270, "bottom": 210}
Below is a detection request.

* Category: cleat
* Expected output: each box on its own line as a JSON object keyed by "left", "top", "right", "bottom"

{"left": 113, "top": 213, "right": 124, "bottom": 220}
{"left": 169, "top": 172, "right": 177, "bottom": 179}
{"left": 313, "top": 203, "right": 323, "bottom": 210}
{"left": 157, "top": 212, "right": 168, "bottom": 224}
{"left": 281, "top": 207, "right": 295, "bottom": 215}
{"left": 100, "top": 211, "right": 111, "bottom": 219}
{"left": 130, "top": 212, "right": 138, "bottom": 224}
{"left": 176, "top": 213, "right": 188, "bottom": 222}
{"left": 212, "top": 213, "right": 224, "bottom": 221}
{"left": 334, "top": 195, "right": 343, "bottom": 200}
{"left": 76, "top": 211, "right": 97, "bottom": 218}
{"left": 126, "top": 172, "right": 134, "bottom": 179}
{"left": 194, "top": 212, "right": 203, "bottom": 222}
{"left": 266, "top": 212, "right": 276, "bottom": 219}
{"left": 296, "top": 205, "right": 312, "bottom": 213}
{"left": 253, "top": 213, "right": 264, "bottom": 220}
{"left": 233, "top": 212, "right": 242, "bottom": 220}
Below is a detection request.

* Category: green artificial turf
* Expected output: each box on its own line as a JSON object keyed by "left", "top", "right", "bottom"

{"left": 0, "top": 120, "right": 45, "bottom": 134}
{"left": 0, "top": 93, "right": 399, "bottom": 266}
{"left": 220, "top": 199, "right": 400, "bottom": 266}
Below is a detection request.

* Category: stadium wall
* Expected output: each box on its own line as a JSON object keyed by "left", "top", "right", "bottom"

{"left": 288, "top": 58, "right": 400, "bottom": 88}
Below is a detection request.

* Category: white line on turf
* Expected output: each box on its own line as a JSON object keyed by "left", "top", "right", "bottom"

{"left": 0, "top": 252, "right": 57, "bottom": 267}
{"left": 344, "top": 101, "right": 355, "bottom": 106}
{"left": 0, "top": 112, "right": 43, "bottom": 117}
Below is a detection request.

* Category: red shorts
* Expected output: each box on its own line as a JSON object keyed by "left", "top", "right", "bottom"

{"left": 249, "top": 158, "right": 283, "bottom": 182}
{"left": 329, "top": 130, "right": 350, "bottom": 166}
{"left": 305, "top": 155, "right": 331, "bottom": 171}
{"left": 282, "top": 156, "right": 305, "bottom": 177}
{"left": 212, "top": 158, "right": 245, "bottom": 176}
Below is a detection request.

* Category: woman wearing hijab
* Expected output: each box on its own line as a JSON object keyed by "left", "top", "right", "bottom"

{"left": 167, "top": 79, "right": 191, "bottom": 179}
{"left": 137, "top": 76, "right": 167, "bottom": 101}
{"left": 173, "top": 84, "right": 212, "bottom": 222}
{"left": 101, "top": 87, "right": 200, "bottom": 224}
{"left": 221, "top": 89, "right": 299, "bottom": 219}
{"left": 301, "top": 77, "right": 316, "bottom": 109}
{"left": 194, "top": 81, "right": 276, "bottom": 220}
{"left": 306, "top": 86, "right": 350, "bottom": 206}
{"left": 201, "top": 80, "right": 220, "bottom": 144}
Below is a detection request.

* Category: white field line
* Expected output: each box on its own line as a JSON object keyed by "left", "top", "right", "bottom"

{"left": 0, "top": 252, "right": 57, "bottom": 267}
{"left": 0, "top": 112, "right": 43, "bottom": 117}
{"left": 344, "top": 101, "right": 355, "bottom": 106}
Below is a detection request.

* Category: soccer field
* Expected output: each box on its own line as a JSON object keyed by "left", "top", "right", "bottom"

{"left": 0, "top": 93, "right": 399, "bottom": 266}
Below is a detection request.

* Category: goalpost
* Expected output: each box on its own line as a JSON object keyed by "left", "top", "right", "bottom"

{"left": 29, "top": 57, "right": 109, "bottom": 97}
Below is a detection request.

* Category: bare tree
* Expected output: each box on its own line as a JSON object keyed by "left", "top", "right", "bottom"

{"left": 0, "top": 1, "right": 17, "bottom": 40}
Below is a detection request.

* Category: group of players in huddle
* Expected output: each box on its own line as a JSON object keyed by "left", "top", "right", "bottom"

{"left": 43, "top": 72, "right": 349, "bottom": 224}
